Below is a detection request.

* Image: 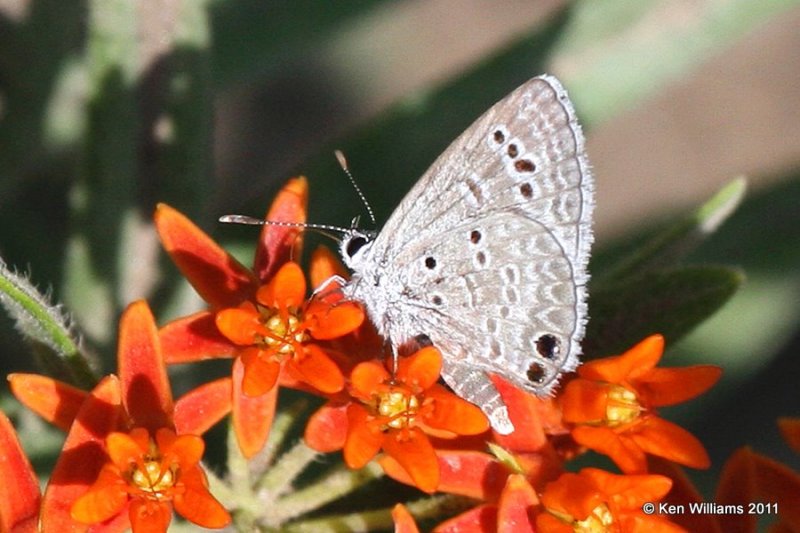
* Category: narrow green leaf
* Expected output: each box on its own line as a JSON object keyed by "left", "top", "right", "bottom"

{"left": 585, "top": 265, "right": 744, "bottom": 358}
{"left": 600, "top": 177, "right": 747, "bottom": 282}
{"left": 0, "top": 259, "right": 96, "bottom": 387}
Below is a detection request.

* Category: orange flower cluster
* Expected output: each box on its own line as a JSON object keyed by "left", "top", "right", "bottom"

{"left": 2, "top": 177, "right": 798, "bottom": 533}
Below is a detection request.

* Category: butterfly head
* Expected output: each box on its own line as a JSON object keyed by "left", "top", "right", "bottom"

{"left": 340, "top": 227, "right": 376, "bottom": 270}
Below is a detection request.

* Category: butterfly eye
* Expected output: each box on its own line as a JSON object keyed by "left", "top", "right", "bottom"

{"left": 345, "top": 235, "right": 370, "bottom": 258}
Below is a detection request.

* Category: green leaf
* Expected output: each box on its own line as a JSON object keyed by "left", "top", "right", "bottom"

{"left": 600, "top": 177, "right": 747, "bottom": 282}
{"left": 585, "top": 265, "right": 744, "bottom": 358}
{"left": 0, "top": 259, "right": 96, "bottom": 388}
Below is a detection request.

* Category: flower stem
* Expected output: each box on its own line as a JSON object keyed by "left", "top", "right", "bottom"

{"left": 271, "top": 461, "right": 384, "bottom": 524}
{"left": 258, "top": 439, "right": 320, "bottom": 497}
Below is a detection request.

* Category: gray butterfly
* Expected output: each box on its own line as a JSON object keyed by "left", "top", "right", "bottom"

{"left": 339, "top": 75, "right": 593, "bottom": 434}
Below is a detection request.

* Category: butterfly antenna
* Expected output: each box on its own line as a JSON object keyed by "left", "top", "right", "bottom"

{"left": 335, "top": 150, "right": 376, "bottom": 227}
{"left": 218, "top": 215, "right": 348, "bottom": 242}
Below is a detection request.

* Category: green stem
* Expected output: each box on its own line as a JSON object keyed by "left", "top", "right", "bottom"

{"left": 258, "top": 439, "right": 320, "bottom": 497}
{"left": 271, "top": 462, "right": 385, "bottom": 525}
{"left": 281, "top": 494, "right": 475, "bottom": 532}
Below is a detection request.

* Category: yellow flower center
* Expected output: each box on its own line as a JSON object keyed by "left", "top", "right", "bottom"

{"left": 377, "top": 389, "right": 420, "bottom": 429}
{"left": 605, "top": 385, "right": 642, "bottom": 426}
{"left": 260, "top": 312, "right": 307, "bottom": 354}
{"left": 130, "top": 457, "right": 178, "bottom": 498}
{"left": 573, "top": 503, "right": 614, "bottom": 532}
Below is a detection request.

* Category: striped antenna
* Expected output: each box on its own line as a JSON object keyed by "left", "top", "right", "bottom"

{"left": 335, "top": 150, "right": 376, "bottom": 226}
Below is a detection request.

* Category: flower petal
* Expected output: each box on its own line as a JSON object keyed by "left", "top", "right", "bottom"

{"left": 305, "top": 403, "right": 348, "bottom": 452}
{"left": 382, "top": 450, "right": 507, "bottom": 501}
{"left": 540, "top": 471, "right": 604, "bottom": 521}
{"left": 160, "top": 311, "right": 237, "bottom": 363}
{"left": 106, "top": 431, "right": 145, "bottom": 470}
{"left": 291, "top": 344, "right": 344, "bottom": 394}
{"left": 162, "top": 432, "right": 205, "bottom": 471}
{"left": 174, "top": 377, "right": 233, "bottom": 435}
{"left": 305, "top": 300, "right": 365, "bottom": 340}
{"left": 423, "top": 384, "right": 489, "bottom": 435}
{"left": 256, "top": 262, "right": 306, "bottom": 309}
{"left": 491, "top": 374, "right": 555, "bottom": 452}
{"left": 0, "top": 411, "right": 40, "bottom": 533}
{"left": 778, "top": 417, "right": 800, "bottom": 454}
{"left": 434, "top": 504, "right": 498, "bottom": 533}
{"left": 232, "top": 358, "right": 278, "bottom": 458}
{"left": 571, "top": 425, "right": 648, "bottom": 474}
{"left": 497, "top": 474, "right": 538, "bottom": 533}
{"left": 117, "top": 301, "right": 173, "bottom": 431}
{"left": 382, "top": 427, "right": 439, "bottom": 493}
{"left": 560, "top": 378, "right": 610, "bottom": 424}
{"left": 241, "top": 348, "right": 281, "bottom": 396}
{"left": 310, "top": 245, "right": 349, "bottom": 289}
{"left": 400, "top": 346, "right": 442, "bottom": 391}
{"left": 350, "top": 360, "right": 390, "bottom": 399}
{"left": 579, "top": 335, "right": 664, "bottom": 383}
{"left": 254, "top": 176, "right": 308, "bottom": 283}
{"left": 173, "top": 466, "right": 231, "bottom": 528}
{"left": 636, "top": 365, "right": 722, "bottom": 407}
{"left": 343, "top": 404, "right": 382, "bottom": 469}
{"left": 630, "top": 416, "right": 710, "bottom": 469}
{"left": 581, "top": 467, "right": 673, "bottom": 508}
{"left": 392, "top": 503, "right": 421, "bottom": 533}
{"left": 8, "top": 373, "right": 88, "bottom": 432}
{"left": 216, "top": 303, "right": 265, "bottom": 346}
{"left": 129, "top": 497, "right": 172, "bottom": 533}
{"left": 41, "top": 377, "right": 124, "bottom": 531}
{"left": 155, "top": 203, "right": 257, "bottom": 308}
{"left": 71, "top": 463, "right": 129, "bottom": 524}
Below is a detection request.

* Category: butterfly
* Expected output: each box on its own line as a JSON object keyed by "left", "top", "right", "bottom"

{"left": 337, "top": 76, "right": 593, "bottom": 434}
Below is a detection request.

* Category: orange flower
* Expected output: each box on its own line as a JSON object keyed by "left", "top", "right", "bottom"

{"left": 560, "top": 334, "right": 721, "bottom": 473}
{"left": 216, "top": 261, "right": 361, "bottom": 396}
{"left": 35, "top": 301, "right": 230, "bottom": 533}
{"left": 71, "top": 427, "right": 227, "bottom": 532}
{"left": 380, "top": 374, "right": 568, "bottom": 500}
{"left": 309, "top": 347, "right": 489, "bottom": 493}
{"left": 383, "top": 376, "right": 571, "bottom": 532}
{"left": 155, "top": 178, "right": 364, "bottom": 457}
{"left": 537, "top": 468, "right": 684, "bottom": 532}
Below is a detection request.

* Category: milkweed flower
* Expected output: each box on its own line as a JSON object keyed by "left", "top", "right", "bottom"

{"left": 155, "top": 178, "right": 363, "bottom": 456}
{"left": 26, "top": 301, "right": 230, "bottom": 532}
{"left": 306, "top": 346, "right": 490, "bottom": 493}
{"left": 560, "top": 334, "right": 722, "bottom": 473}
{"left": 215, "top": 261, "right": 362, "bottom": 397}
{"left": 536, "top": 468, "right": 683, "bottom": 532}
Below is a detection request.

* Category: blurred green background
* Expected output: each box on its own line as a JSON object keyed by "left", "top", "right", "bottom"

{"left": 1, "top": 0, "right": 799, "bottom": 499}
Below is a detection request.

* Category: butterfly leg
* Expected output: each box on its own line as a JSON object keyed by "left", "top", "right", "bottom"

{"left": 441, "top": 361, "right": 514, "bottom": 435}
